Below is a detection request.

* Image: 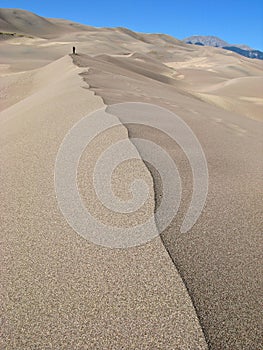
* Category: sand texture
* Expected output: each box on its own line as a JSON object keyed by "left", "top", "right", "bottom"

{"left": 1, "top": 8, "right": 262, "bottom": 350}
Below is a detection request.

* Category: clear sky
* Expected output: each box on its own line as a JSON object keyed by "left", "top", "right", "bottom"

{"left": 1, "top": 0, "right": 263, "bottom": 50}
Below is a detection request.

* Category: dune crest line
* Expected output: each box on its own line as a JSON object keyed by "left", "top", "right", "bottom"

{"left": 68, "top": 54, "right": 209, "bottom": 347}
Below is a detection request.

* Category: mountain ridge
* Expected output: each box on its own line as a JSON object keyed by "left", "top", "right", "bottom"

{"left": 184, "top": 35, "right": 263, "bottom": 60}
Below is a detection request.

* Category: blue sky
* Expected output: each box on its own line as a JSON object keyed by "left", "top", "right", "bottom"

{"left": 2, "top": 0, "right": 263, "bottom": 50}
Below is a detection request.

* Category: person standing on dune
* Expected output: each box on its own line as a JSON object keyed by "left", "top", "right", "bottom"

{"left": 72, "top": 46, "right": 76, "bottom": 54}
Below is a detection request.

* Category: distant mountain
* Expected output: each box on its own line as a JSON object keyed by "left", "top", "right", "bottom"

{"left": 184, "top": 35, "right": 263, "bottom": 60}
{"left": 184, "top": 35, "right": 229, "bottom": 47}
{"left": 223, "top": 46, "right": 263, "bottom": 59}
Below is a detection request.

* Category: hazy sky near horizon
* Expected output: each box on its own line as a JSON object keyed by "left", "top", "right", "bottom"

{"left": 2, "top": 0, "right": 263, "bottom": 50}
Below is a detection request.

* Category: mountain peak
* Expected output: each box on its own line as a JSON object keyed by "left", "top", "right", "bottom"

{"left": 183, "top": 35, "right": 262, "bottom": 60}
{"left": 183, "top": 35, "right": 229, "bottom": 47}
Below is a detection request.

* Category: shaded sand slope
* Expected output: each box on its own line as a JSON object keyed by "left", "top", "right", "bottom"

{"left": 72, "top": 53, "right": 263, "bottom": 349}
{"left": 0, "top": 55, "right": 207, "bottom": 349}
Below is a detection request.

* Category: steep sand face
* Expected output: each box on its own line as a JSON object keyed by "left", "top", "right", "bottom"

{"left": 73, "top": 52, "right": 263, "bottom": 350}
{"left": 0, "top": 55, "right": 208, "bottom": 349}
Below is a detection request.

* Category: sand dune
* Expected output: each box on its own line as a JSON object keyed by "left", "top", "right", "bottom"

{"left": 0, "top": 8, "right": 64, "bottom": 38}
{"left": 1, "top": 8, "right": 262, "bottom": 350}
{"left": 72, "top": 51, "right": 263, "bottom": 349}
{"left": 189, "top": 76, "right": 263, "bottom": 120}
{"left": 204, "top": 75, "right": 263, "bottom": 96}
{"left": 1, "top": 8, "right": 262, "bottom": 119}
{"left": 166, "top": 50, "right": 263, "bottom": 120}
{"left": 1, "top": 54, "right": 208, "bottom": 350}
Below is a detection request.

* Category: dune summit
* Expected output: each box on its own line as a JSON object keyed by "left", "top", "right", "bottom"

{"left": 1, "top": 8, "right": 262, "bottom": 350}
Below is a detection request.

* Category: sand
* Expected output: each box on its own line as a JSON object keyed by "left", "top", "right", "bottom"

{"left": 72, "top": 53, "right": 263, "bottom": 349}
{"left": 1, "top": 8, "right": 262, "bottom": 350}
{"left": 1, "top": 54, "right": 207, "bottom": 350}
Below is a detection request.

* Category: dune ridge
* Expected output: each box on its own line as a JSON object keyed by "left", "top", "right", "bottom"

{"left": 1, "top": 8, "right": 262, "bottom": 122}
{"left": 1, "top": 54, "right": 208, "bottom": 349}
{"left": 72, "top": 51, "right": 263, "bottom": 350}
{"left": 1, "top": 8, "right": 262, "bottom": 350}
